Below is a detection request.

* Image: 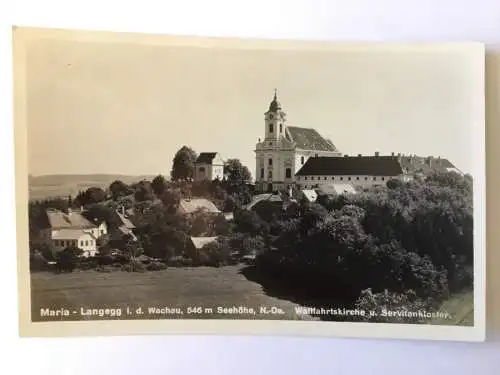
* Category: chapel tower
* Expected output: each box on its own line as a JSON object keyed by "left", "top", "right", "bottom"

{"left": 264, "top": 89, "right": 287, "bottom": 144}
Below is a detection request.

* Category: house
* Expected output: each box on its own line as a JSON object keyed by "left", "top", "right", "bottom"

{"left": 110, "top": 207, "right": 138, "bottom": 243}
{"left": 52, "top": 229, "right": 97, "bottom": 257}
{"left": 44, "top": 208, "right": 103, "bottom": 256}
{"left": 398, "top": 154, "right": 462, "bottom": 176}
{"left": 178, "top": 198, "right": 221, "bottom": 215}
{"left": 295, "top": 154, "right": 410, "bottom": 189}
{"left": 299, "top": 189, "right": 318, "bottom": 203}
{"left": 254, "top": 90, "right": 342, "bottom": 192}
{"left": 186, "top": 236, "right": 218, "bottom": 260}
{"left": 194, "top": 152, "right": 225, "bottom": 182}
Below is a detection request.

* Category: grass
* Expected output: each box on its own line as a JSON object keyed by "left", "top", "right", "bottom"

{"left": 30, "top": 265, "right": 317, "bottom": 322}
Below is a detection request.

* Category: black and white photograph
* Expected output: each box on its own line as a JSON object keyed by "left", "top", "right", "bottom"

{"left": 13, "top": 27, "right": 486, "bottom": 341}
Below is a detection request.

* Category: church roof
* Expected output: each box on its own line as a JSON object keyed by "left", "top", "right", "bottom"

{"left": 195, "top": 152, "right": 218, "bottom": 164}
{"left": 285, "top": 126, "right": 338, "bottom": 152}
{"left": 267, "top": 90, "right": 282, "bottom": 112}
{"left": 296, "top": 156, "right": 404, "bottom": 176}
{"left": 46, "top": 208, "right": 97, "bottom": 229}
{"left": 398, "top": 155, "right": 458, "bottom": 174}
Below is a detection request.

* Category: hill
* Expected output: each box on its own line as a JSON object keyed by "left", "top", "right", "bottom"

{"left": 28, "top": 174, "right": 157, "bottom": 201}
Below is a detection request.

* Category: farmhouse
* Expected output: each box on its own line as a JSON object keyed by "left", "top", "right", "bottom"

{"left": 44, "top": 208, "right": 106, "bottom": 256}
{"left": 254, "top": 91, "right": 342, "bottom": 193}
{"left": 194, "top": 152, "right": 225, "bottom": 182}
{"left": 52, "top": 229, "right": 97, "bottom": 257}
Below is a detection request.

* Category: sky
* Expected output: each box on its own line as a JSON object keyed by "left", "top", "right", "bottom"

{"left": 22, "top": 30, "right": 484, "bottom": 177}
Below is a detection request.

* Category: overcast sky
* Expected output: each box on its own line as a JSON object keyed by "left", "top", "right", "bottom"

{"left": 22, "top": 30, "right": 483, "bottom": 177}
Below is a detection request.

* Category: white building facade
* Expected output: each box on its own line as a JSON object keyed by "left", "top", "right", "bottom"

{"left": 254, "top": 91, "right": 341, "bottom": 192}
{"left": 194, "top": 152, "right": 225, "bottom": 182}
{"left": 295, "top": 155, "right": 413, "bottom": 190}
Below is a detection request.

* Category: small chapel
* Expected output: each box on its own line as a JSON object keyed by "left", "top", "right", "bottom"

{"left": 254, "top": 90, "right": 342, "bottom": 192}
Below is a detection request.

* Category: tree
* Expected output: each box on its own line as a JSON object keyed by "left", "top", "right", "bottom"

{"left": 161, "top": 188, "right": 182, "bottom": 214}
{"left": 55, "top": 246, "right": 83, "bottom": 272}
{"left": 224, "top": 159, "right": 252, "bottom": 183}
{"left": 134, "top": 180, "right": 154, "bottom": 202}
{"left": 109, "top": 180, "right": 131, "bottom": 200}
{"left": 151, "top": 175, "right": 168, "bottom": 197}
{"left": 171, "top": 146, "right": 197, "bottom": 180}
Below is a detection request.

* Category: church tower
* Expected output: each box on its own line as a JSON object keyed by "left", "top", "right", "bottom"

{"left": 255, "top": 90, "right": 294, "bottom": 193}
{"left": 264, "top": 89, "right": 287, "bottom": 144}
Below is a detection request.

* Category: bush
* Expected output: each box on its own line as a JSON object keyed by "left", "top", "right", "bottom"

{"left": 354, "top": 289, "right": 437, "bottom": 324}
{"left": 96, "top": 266, "right": 113, "bottom": 273}
{"left": 122, "top": 259, "right": 146, "bottom": 272}
{"left": 30, "top": 252, "right": 48, "bottom": 272}
{"left": 78, "top": 259, "right": 98, "bottom": 270}
{"left": 146, "top": 261, "right": 167, "bottom": 271}
{"left": 97, "top": 254, "right": 115, "bottom": 266}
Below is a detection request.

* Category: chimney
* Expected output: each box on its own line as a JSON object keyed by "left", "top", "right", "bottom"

{"left": 397, "top": 153, "right": 401, "bottom": 157}
{"left": 391, "top": 152, "right": 395, "bottom": 156}
{"left": 357, "top": 154, "right": 362, "bottom": 157}
{"left": 375, "top": 152, "right": 380, "bottom": 157}
{"left": 344, "top": 154, "right": 349, "bottom": 157}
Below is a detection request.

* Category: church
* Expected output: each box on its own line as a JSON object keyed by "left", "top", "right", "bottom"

{"left": 253, "top": 91, "right": 460, "bottom": 193}
{"left": 254, "top": 91, "right": 342, "bottom": 192}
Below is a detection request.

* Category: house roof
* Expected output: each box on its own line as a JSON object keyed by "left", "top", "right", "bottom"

{"left": 296, "top": 156, "right": 404, "bottom": 176}
{"left": 285, "top": 126, "right": 338, "bottom": 152}
{"left": 52, "top": 229, "right": 95, "bottom": 240}
{"left": 398, "top": 156, "right": 459, "bottom": 175}
{"left": 179, "top": 198, "right": 221, "bottom": 214}
{"left": 190, "top": 236, "right": 218, "bottom": 249}
{"left": 315, "top": 183, "right": 357, "bottom": 195}
{"left": 116, "top": 210, "right": 136, "bottom": 229}
{"left": 46, "top": 209, "right": 97, "bottom": 229}
{"left": 300, "top": 189, "right": 318, "bottom": 202}
{"left": 195, "top": 152, "right": 220, "bottom": 164}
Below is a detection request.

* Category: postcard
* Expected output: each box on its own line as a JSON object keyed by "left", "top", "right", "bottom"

{"left": 13, "top": 27, "right": 486, "bottom": 341}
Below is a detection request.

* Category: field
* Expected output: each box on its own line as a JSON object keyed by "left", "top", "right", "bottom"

{"left": 28, "top": 174, "right": 155, "bottom": 201}
{"left": 30, "top": 265, "right": 318, "bottom": 322}
{"left": 30, "top": 264, "right": 473, "bottom": 325}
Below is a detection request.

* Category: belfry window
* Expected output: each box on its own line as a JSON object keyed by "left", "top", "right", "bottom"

{"left": 260, "top": 168, "right": 264, "bottom": 179}
{"left": 269, "top": 123, "right": 274, "bottom": 133}
{"left": 285, "top": 168, "right": 292, "bottom": 178}
{"left": 280, "top": 124, "right": 283, "bottom": 133}
{"left": 268, "top": 171, "right": 273, "bottom": 179}
{"left": 301, "top": 156, "right": 305, "bottom": 165}
{"left": 268, "top": 158, "right": 273, "bottom": 166}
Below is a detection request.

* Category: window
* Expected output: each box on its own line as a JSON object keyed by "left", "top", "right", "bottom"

{"left": 304, "top": 177, "right": 308, "bottom": 180}
{"left": 348, "top": 177, "right": 351, "bottom": 181}
{"left": 382, "top": 177, "right": 385, "bottom": 181}
{"left": 198, "top": 167, "right": 205, "bottom": 172}
{"left": 301, "top": 156, "right": 305, "bottom": 165}
{"left": 315, "top": 154, "right": 318, "bottom": 157}
{"left": 280, "top": 124, "right": 283, "bottom": 133}
{"left": 268, "top": 158, "right": 273, "bottom": 166}
{"left": 285, "top": 168, "right": 292, "bottom": 178}
{"left": 340, "top": 177, "right": 344, "bottom": 181}
{"left": 324, "top": 177, "right": 327, "bottom": 180}
{"left": 331, "top": 177, "right": 335, "bottom": 180}
{"left": 297, "top": 176, "right": 300, "bottom": 181}
{"left": 85, "top": 240, "right": 88, "bottom": 246}
{"left": 269, "top": 124, "right": 274, "bottom": 133}
{"left": 373, "top": 177, "right": 377, "bottom": 181}
{"left": 260, "top": 168, "right": 264, "bottom": 178}
{"left": 365, "top": 177, "right": 368, "bottom": 181}
{"left": 268, "top": 170, "right": 273, "bottom": 179}
{"left": 100, "top": 229, "right": 104, "bottom": 235}
{"left": 356, "top": 177, "right": 360, "bottom": 180}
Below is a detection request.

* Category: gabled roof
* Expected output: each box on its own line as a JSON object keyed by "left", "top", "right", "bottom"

{"left": 52, "top": 229, "right": 96, "bottom": 240}
{"left": 195, "top": 152, "right": 220, "bottom": 164}
{"left": 296, "top": 156, "right": 404, "bottom": 176}
{"left": 398, "top": 156, "right": 459, "bottom": 175}
{"left": 190, "top": 236, "right": 218, "bottom": 249}
{"left": 178, "top": 198, "right": 221, "bottom": 214}
{"left": 285, "top": 126, "right": 339, "bottom": 152}
{"left": 300, "top": 189, "right": 318, "bottom": 202}
{"left": 46, "top": 209, "right": 97, "bottom": 229}
{"left": 116, "top": 210, "right": 136, "bottom": 229}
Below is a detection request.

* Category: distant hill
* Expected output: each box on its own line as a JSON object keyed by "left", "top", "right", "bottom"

{"left": 29, "top": 174, "right": 157, "bottom": 201}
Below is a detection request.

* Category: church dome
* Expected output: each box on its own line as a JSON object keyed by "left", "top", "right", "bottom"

{"left": 268, "top": 90, "right": 282, "bottom": 112}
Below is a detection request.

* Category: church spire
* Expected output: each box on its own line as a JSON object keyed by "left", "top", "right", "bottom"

{"left": 268, "top": 88, "right": 282, "bottom": 112}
